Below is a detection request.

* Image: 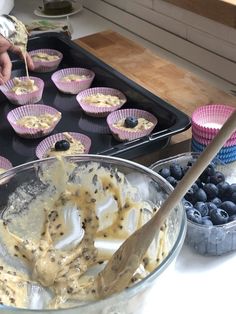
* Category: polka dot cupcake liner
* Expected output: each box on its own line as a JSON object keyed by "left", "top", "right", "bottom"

{"left": 35, "top": 132, "right": 92, "bottom": 159}
{"left": 76, "top": 87, "right": 127, "bottom": 117}
{"left": 0, "top": 76, "right": 44, "bottom": 106}
{"left": 29, "top": 49, "right": 63, "bottom": 73}
{"left": 7, "top": 104, "right": 62, "bottom": 139}
{"left": 107, "top": 108, "right": 157, "bottom": 142}
{"left": 191, "top": 104, "right": 236, "bottom": 138}
{"left": 51, "top": 68, "right": 95, "bottom": 95}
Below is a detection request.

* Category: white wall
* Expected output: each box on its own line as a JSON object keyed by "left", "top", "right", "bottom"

{"left": 83, "top": 0, "right": 236, "bottom": 84}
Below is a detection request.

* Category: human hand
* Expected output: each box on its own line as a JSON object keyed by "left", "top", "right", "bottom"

{"left": 0, "top": 52, "right": 11, "bottom": 85}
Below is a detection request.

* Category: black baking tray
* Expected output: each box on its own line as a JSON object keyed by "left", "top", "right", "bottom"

{"left": 0, "top": 32, "right": 191, "bottom": 166}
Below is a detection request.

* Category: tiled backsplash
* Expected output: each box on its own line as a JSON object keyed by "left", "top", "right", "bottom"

{"left": 83, "top": 0, "right": 236, "bottom": 84}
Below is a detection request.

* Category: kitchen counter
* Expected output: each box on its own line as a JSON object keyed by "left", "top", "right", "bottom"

{"left": 10, "top": 5, "right": 236, "bottom": 314}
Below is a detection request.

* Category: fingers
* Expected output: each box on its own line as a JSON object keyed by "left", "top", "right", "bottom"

{"left": 0, "top": 52, "right": 12, "bottom": 84}
{"left": 9, "top": 46, "right": 35, "bottom": 71}
{"left": 0, "top": 36, "right": 12, "bottom": 54}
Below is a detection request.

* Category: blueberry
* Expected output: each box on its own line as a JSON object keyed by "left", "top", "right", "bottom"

{"left": 194, "top": 202, "right": 209, "bottom": 217}
{"left": 217, "top": 181, "right": 231, "bottom": 199}
{"left": 159, "top": 168, "right": 171, "bottom": 178}
{"left": 166, "top": 176, "right": 177, "bottom": 187}
{"left": 209, "top": 171, "right": 225, "bottom": 185}
{"left": 229, "top": 184, "right": 236, "bottom": 194}
{"left": 231, "top": 192, "right": 236, "bottom": 203}
{"left": 186, "top": 208, "right": 202, "bottom": 224}
{"left": 220, "top": 201, "right": 236, "bottom": 216}
{"left": 191, "top": 183, "right": 199, "bottom": 193}
{"left": 200, "top": 164, "right": 216, "bottom": 183}
{"left": 182, "top": 200, "right": 193, "bottom": 211}
{"left": 203, "top": 183, "right": 219, "bottom": 200}
{"left": 193, "top": 188, "right": 207, "bottom": 203}
{"left": 182, "top": 165, "right": 190, "bottom": 175}
{"left": 210, "top": 208, "right": 229, "bottom": 225}
{"left": 55, "top": 140, "right": 70, "bottom": 151}
{"left": 211, "top": 197, "right": 222, "bottom": 207}
{"left": 206, "top": 202, "right": 218, "bottom": 214}
{"left": 170, "top": 163, "right": 183, "bottom": 180}
{"left": 228, "top": 214, "right": 236, "bottom": 222}
{"left": 184, "top": 188, "right": 194, "bottom": 203}
{"left": 195, "top": 178, "right": 204, "bottom": 189}
{"left": 201, "top": 217, "right": 213, "bottom": 226}
{"left": 124, "top": 116, "right": 138, "bottom": 128}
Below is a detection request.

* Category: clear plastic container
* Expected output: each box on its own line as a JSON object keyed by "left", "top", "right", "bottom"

{"left": 150, "top": 152, "right": 236, "bottom": 256}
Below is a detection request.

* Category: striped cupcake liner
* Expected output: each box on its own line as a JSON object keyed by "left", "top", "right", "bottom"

{"left": 107, "top": 108, "right": 157, "bottom": 142}
{"left": 0, "top": 76, "right": 44, "bottom": 106}
{"left": 76, "top": 87, "right": 127, "bottom": 117}
{"left": 29, "top": 49, "right": 63, "bottom": 73}
{"left": 192, "top": 129, "right": 236, "bottom": 147}
{"left": 7, "top": 104, "right": 62, "bottom": 139}
{"left": 51, "top": 68, "right": 95, "bottom": 95}
{"left": 35, "top": 132, "right": 92, "bottom": 159}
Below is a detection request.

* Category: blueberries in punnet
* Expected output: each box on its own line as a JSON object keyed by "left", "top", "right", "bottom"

{"left": 166, "top": 176, "right": 177, "bottom": 187}
{"left": 201, "top": 217, "right": 213, "bottom": 226}
{"left": 169, "top": 163, "right": 183, "bottom": 180}
{"left": 220, "top": 201, "right": 236, "bottom": 216}
{"left": 124, "top": 116, "right": 138, "bottom": 128}
{"left": 195, "top": 178, "right": 204, "bottom": 189}
{"left": 186, "top": 208, "right": 202, "bottom": 224}
{"left": 211, "top": 197, "right": 222, "bottom": 207}
{"left": 193, "top": 188, "right": 207, "bottom": 203}
{"left": 194, "top": 202, "right": 209, "bottom": 217}
{"left": 210, "top": 208, "right": 229, "bottom": 225}
{"left": 159, "top": 167, "right": 170, "bottom": 178}
{"left": 203, "top": 183, "right": 219, "bottom": 200}
{"left": 55, "top": 139, "right": 70, "bottom": 151}
{"left": 210, "top": 171, "right": 225, "bottom": 185}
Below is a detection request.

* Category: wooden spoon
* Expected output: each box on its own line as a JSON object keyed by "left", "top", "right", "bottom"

{"left": 96, "top": 109, "right": 236, "bottom": 298}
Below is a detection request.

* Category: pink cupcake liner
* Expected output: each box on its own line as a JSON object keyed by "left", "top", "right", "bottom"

{"left": 191, "top": 125, "right": 236, "bottom": 142}
{"left": 76, "top": 87, "right": 127, "bottom": 117}
{"left": 51, "top": 68, "right": 95, "bottom": 95}
{"left": 29, "top": 49, "right": 63, "bottom": 73}
{"left": 35, "top": 132, "right": 92, "bottom": 159}
{"left": 0, "top": 76, "right": 44, "bottom": 106}
{"left": 191, "top": 104, "right": 236, "bottom": 137}
{"left": 192, "top": 129, "right": 236, "bottom": 147}
{"left": 107, "top": 108, "right": 158, "bottom": 142}
{"left": 0, "top": 156, "right": 12, "bottom": 172}
{"left": 7, "top": 104, "right": 62, "bottom": 139}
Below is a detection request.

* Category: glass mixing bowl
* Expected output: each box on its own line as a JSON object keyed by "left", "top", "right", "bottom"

{"left": 0, "top": 155, "right": 186, "bottom": 314}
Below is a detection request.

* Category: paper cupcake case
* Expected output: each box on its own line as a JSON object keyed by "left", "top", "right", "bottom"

{"left": 35, "top": 132, "right": 92, "bottom": 159}
{"left": 107, "top": 109, "right": 158, "bottom": 141}
{"left": 0, "top": 156, "right": 12, "bottom": 171}
{"left": 191, "top": 104, "right": 236, "bottom": 137}
{"left": 0, "top": 76, "right": 44, "bottom": 106}
{"left": 192, "top": 130, "right": 236, "bottom": 147}
{"left": 76, "top": 87, "right": 127, "bottom": 117}
{"left": 7, "top": 104, "right": 62, "bottom": 139}
{"left": 29, "top": 49, "right": 63, "bottom": 73}
{"left": 51, "top": 68, "right": 95, "bottom": 95}
{"left": 191, "top": 138, "right": 236, "bottom": 155}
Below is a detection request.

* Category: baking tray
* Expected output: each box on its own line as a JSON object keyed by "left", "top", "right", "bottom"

{"left": 0, "top": 32, "right": 191, "bottom": 166}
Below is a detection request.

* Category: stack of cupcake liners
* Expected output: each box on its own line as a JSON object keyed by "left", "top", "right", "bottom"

{"left": 191, "top": 104, "right": 236, "bottom": 164}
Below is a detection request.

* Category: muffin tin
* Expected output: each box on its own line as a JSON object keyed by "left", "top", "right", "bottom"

{"left": 0, "top": 32, "right": 191, "bottom": 166}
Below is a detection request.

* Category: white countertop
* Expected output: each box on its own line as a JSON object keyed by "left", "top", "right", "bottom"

{"left": 10, "top": 2, "right": 236, "bottom": 314}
